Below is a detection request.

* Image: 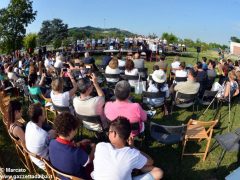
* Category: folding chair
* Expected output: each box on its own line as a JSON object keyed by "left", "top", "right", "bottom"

{"left": 210, "top": 128, "right": 240, "bottom": 168}
{"left": 141, "top": 91, "right": 166, "bottom": 112}
{"left": 52, "top": 103, "right": 70, "bottom": 114}
{"left": 45, "top": 107, "right": 57, "bottom": 125}
{"left": 137, "top": 68, "right": 148, "bottom": 79}
{"left": 150, "top": 122, "right": 187, "bottom": 145}
{"left": 175, "top": 77, "right": 187, "bottom": 83}
{"left": 43, "top": 159, "right": 83, "bottom": 180}
{"left": 119, "top": 66, "right": 125, "bottom": 74}
{"left": 199, "top": 90, "right": 218, "bottom": 106}
{"left": 104, "top": 73, "right": 121, "bottom": 88}
{"left": 77, "top": 114, "right": 108, "bottom": 140}
{"left": 181, "top": 119, "right": 218, "bottom": 161}
{"left": 8, "top": 132, "right": 35, "bottom": 174}
{"left": 171, "top": 92, "right": 198, "bottom": 115}
{"left": 120, "top": 74, "right": 139, "bottom": 92}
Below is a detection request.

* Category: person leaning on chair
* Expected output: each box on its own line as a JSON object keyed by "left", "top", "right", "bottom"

{"left": 92, "top": 116, "right": 163, "bottom": 180}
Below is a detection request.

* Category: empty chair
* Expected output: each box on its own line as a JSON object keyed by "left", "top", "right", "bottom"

{"left": 150, "top": 122, "right": 187, "bottom": 145}
{"left": 182, "top": 119, "right": 218, "bottom": 161}
{"left": 211, "top": 128, "right": 240, "bottom": 167}
{"left": 199, "top": 90, "right": 218, "bottom": 106}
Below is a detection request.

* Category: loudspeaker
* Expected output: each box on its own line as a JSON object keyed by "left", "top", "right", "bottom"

{"left": 196, "top": 47, "right": 201, "bottom": 53}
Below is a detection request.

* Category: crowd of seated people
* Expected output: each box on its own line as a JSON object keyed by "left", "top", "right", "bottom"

{"left": 2, "top": 50, "right": 240, "bottom": 180}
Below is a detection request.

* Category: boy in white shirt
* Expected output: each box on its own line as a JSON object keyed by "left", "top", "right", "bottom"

{"left": 92, "top": 117, "right": 163, "bottom": 180}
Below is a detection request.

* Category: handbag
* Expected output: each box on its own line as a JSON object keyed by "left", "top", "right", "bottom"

{"left": 135, "top": 74, "right": 146, "bottom": 94}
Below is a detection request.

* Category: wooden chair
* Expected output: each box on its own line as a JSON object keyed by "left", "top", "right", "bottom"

{"left": 8, "top": 132, "right": 35, "bottom": 174}
{"left": 43, "top": 159, "right": 83, "bottom": 180}
{"left": 45, "top": 107, "right": 57, "bottom": 125}
{"left": 181, "top": 119, "right": 218, "bottom": 161}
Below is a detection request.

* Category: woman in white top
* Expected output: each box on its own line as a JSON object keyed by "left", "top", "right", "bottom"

{"left": 175, "top": 62, "right": 188, "bottom": 84}
{"left": 50, "top": 69, "right": 77, "bottom": 107}
{"left": 105, "top": 58, "right": 120, "bottom": 83}
{"left": 124, "top": 60, "right": 138, "bottom": 87}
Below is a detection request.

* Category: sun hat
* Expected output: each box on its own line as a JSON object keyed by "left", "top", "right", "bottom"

{"left": 152, "top": 70, "right": 166, "bottom": 83}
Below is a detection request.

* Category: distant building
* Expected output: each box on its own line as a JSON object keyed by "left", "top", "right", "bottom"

{"left": 230, "top": 41, "right": 240, "bottom": 55}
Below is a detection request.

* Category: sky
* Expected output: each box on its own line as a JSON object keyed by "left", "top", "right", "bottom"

{"left": 1, "top": 0, "right": 240, "bottom": 45}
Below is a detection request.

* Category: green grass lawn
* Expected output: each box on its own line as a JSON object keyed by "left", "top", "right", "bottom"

{"left": 1, "top": 50, "right": 240, "bottom": 180}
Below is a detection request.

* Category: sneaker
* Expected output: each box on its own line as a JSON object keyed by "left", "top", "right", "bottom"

{"left": 147, "top": 110, "right": 157, "bottom": 118}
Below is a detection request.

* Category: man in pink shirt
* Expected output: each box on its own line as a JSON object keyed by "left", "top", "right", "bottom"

{"left": 104, "top": 80, "right": 147, "bottom": 137}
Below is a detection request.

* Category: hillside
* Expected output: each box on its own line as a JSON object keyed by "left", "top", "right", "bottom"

{"left": 68, "top": 26, "right": 138, "bottom": 40}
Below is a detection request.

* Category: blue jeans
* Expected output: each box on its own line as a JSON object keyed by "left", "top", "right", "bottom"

{"left": 133, "top": 172, "right": 154, "bottom": 180}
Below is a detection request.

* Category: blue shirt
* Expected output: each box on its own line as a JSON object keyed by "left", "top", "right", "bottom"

{"left": 49, "top": 138, "right": 89, "bottom": 180}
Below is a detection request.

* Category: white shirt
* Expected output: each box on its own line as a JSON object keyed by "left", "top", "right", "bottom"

{"left": 54, "top": 59, "right": 63, "bottom": 69}
{"left": 105, "top": 66, "right": 120, "bottom": 82}
{"left": 146, "top": 82, "right": 169, "bottom": 106}
{"left": 50, "top": 91, "right": 70, "bottom": 107}
{"left": 7, "top": 72, "right": 18, "bottom": 81}
{"left": 125, "top": 69, "right": 138, "bottom": 87}
{"left": 175, "top": 69, "right": 188, "bottom": 77}
{"left": 171, "top": 61, "right": 180, "bottom": 73}
{"left": 25, "top": 121, "right": 49, "bottom": 170}
{"left": 44, "top": 58, "right": 52, "bottom": 69}
{"left": 118, "top": 59, "right": 125, "bottom": 67}
{"left": 92, "top": 142, "right": 147, "bottom": 180}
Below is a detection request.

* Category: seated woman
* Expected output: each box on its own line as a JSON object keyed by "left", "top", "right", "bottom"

{"left": 49, "top": 112, "right": 95, "bottom": 179}
{"left": 146, "top": 69, "right": 169, "bottom": 115}
{"left": 28, "top": 73, "right": 50, "bottom": 106}
{"left": 7, "top": 99, "right": 25, "bottom": 143}
{"left": 206, "top": 60, "right": 217, "bottom": 90}
{"left": 124, "top": 60, "right": 138, "bottom": 87}
{"left": 50, "top": 69, "right": 77, "bottom": 109}
{"left": 221, "top": 71, "right": 239, "bottom": 100}
{"left": 175, "top": 62, "right": 187, "bottom": 83}
{"left": 105, "top": 58, "right": 120, "bottom": 83}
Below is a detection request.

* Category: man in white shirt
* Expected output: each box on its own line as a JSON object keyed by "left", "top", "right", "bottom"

{"left": 92, "top": 117, "right": 163, "bottom": 180}
{"left": 25, "top": 103, "right": 56, "bottom": 170}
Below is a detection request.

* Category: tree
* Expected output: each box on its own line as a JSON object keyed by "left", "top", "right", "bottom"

{"left": 0, "top": 0, "right": 37, "bottom": 53}
{"left": 231, "top": 36, "right": 240, "bottom": 43}
{"left": 161, "top": 32, "right": 178, "bottom": 44}
{"left": 23, "top": 33, "right": 37, "bottom": 54}
{"left": 38, "top": 18, "right": 68, "bottom": 48}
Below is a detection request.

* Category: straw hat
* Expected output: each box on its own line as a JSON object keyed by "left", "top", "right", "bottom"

{"left": 152, "top": 70, "right": 166, "bottom": 83}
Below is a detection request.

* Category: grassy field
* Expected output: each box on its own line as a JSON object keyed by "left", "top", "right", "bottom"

{"left": 1, "top": 49, "right": 240, "bottom": 180}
